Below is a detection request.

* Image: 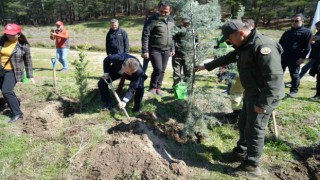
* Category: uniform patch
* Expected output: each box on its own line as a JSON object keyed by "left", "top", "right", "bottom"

{"left": 260, "top": 47, "right": 271, "bottom": 55}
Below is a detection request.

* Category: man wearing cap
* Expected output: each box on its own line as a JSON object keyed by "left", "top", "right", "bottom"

{"left": 279, "top": 13, "right": 312, "bottom": 97}
{"left": 195, "top": 20, "right": 285, "bottom": 177}
{"left": 50, "top": 21, "right": 70, "bottom": 72}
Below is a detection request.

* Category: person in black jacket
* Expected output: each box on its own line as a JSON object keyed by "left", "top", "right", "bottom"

{"left": 309, "top": 21, "right": 320, "bottom": 100}
{"left": 106, "top": 19, "right": 129, "bottom": 94}
{"left": 279, "top": 13, "right": 312, "bottom": 97}
{"left": 106, "top": 19, "right": 129, "bottom": 55}
{"left": 141, "top": 2, "right": 175, "bottom": 96}
{"left": 97, "top": 54, "right": 147, "bottom": 112}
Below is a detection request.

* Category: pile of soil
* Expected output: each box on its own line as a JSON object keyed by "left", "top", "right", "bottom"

{"left": 73, "top": 120, "right": 189, "bottom": 179}
{"left": 12, "top": 98, "right": 318, "bottom": 179}
{"left": 22, "top": 101, "right": 63, "bottom": 138}
{"left": 18, "top": 100, "right": 189, "bottom": 178}
{"left": 271, "top": 145, "right": 320, "bottom": 180}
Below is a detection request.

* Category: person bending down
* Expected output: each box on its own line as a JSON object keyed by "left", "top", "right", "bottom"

{"left": 97, "top": 53, "right": 147, "bottom": 112}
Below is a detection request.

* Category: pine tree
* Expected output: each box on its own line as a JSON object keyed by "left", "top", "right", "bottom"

{"left": 168, "top": 0, "right": 232, "bottom": 142}
{"left": 71, "top": 45, "right": 90, "bottom": 113}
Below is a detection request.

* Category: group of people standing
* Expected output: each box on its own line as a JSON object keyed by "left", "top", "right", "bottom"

{"left": 0, "top": 20, "right": 69, "bottom": 123}
{"left": 98, "top": 2, "right": 192, "bottom": 112}
{"left": 278, "top": 13, "right": 320, "bottom": 100}
{"left": 1, "top": 3, "right": 319, "bottom": 179}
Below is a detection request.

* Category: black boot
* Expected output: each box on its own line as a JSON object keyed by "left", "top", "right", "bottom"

{"left": 8, "top": 114, "right": 23, "bottom": 123}
{"left": 221, "top": 147, "right": 246, "bottom": 163}
{"left": 227, "top": 162, "right": 262, "bottom": 177}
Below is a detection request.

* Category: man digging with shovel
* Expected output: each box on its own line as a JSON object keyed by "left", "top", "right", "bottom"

{"left": 98, "top": 54, "right": 147, "bottom": 114}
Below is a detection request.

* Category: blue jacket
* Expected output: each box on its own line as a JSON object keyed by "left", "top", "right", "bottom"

{"left": 279, "top": 26, "right": 312, "bottom": 62}
{"left": 103, "top": 53, "right": 147, "bottom": 102}
{"left": 106, "top": 28, "right": 129, "bottom": 55}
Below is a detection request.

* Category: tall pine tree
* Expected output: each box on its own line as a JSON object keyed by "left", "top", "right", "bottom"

{"left": 168, "top": 0, "right": 232, "bottom": 142}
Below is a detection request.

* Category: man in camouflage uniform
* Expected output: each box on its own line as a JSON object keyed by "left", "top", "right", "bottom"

{"left": 195, "top": 20, "right": 285, "bottom": 178}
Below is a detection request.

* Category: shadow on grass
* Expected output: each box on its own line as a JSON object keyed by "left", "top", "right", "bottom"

{"left": 294, "top": 96, "right": 320, "bottom": 104}
{"left": 44, "top": 88, "right": 101, "bottom": 117}
{"left": 34, "top": 67, "right": 54, "bottom": 72}
{"left": 143, "top": 95, "right": 186, "bottom": 123}
{"left": 34, "top": 67, "right": 102, "bottom": 82}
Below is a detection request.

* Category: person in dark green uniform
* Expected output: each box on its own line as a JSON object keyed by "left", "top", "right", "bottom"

{"left": 172, "top": 19, "right": 192, "bottom": 87}
{"left": 195, "top": 20, "right": 285, "bottom": 178}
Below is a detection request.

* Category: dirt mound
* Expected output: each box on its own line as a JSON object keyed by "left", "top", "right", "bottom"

{"left": 137, "top": 112, "right": 186, "bottom": 143}
{"left": 22, "top": 101, "right": 63, "bottom": 138}
{"left": 73, "top": 120, "right": 189, "bottom": 179}
{"left": 272, "top": 161, "right": 309, "bottom": 180}
{"left": 294, "top": 145, "right": 320, "bottom": 180}
{"left": 271, "top": 145, "right": 320, "bottom": 180}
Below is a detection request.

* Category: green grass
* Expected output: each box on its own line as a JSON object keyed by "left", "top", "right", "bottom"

{"left": 259, "top": 28, "right": 284, "bottom": 41}
{"left": 0, "top": 134, "right": 28, "bottom": 170}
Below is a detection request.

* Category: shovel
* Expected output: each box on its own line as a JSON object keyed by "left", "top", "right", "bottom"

{"left": 272, "top": 111, "right": 279, "bottom": 140}
{"left": 51, "top": 58, "right": 57, "bottom": 87}
{"left": 103, "top": 78, "right": 130, "bottom": 120}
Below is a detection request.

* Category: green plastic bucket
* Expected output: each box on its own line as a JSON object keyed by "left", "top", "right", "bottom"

{"left": 173, "top": 81, "right": 187, "bottom": 100}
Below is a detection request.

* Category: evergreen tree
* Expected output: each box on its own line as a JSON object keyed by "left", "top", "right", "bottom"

{"left": 168, "top": 0, "right": 232, "bottom": 141}
{"left": 71, "top": 45, "right": 90, "bottom": 113}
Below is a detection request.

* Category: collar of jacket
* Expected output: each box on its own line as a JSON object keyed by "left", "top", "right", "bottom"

{"left": 109, "top": 28, "right": 119, "bottom": 32}
{"left": 290, "top": 25, "right": 304, "bottom": 31}
{"left": 155, "top": 13, "right": 173, "bottom": 23}
{"left": 236, "top": 28, "right": 258, "bottom": 50}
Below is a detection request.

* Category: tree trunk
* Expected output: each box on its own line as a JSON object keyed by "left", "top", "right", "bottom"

{"left": 59, "top": 2, "right": 63, "bottom": 21}
{"left": 140, "top": 0, "right": 144, "bottom": 16}
{"left": 113, "top": 1, "right": 116, "bottom": 17}
{"left": 127, "top": 0, "right": 131, "bottom": 16}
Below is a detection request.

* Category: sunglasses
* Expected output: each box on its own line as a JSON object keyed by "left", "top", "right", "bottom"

{"left": 291, "top": 20, "right": 300, "bottom": 23}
